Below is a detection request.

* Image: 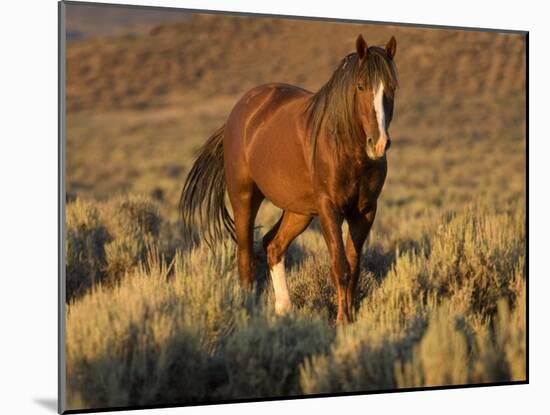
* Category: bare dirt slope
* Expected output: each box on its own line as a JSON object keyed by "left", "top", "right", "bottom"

{"left": 66, "top": 3, "right": 190, "bottom": 41}
{"left": 67, "top": 13, "right": 525, "bottom": 112}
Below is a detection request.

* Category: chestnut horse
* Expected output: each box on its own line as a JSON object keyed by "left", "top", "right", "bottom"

{"left": 180, "top": 35, "right": 398, "bottom": 323}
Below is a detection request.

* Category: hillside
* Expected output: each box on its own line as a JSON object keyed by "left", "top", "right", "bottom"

{"left": 66, "top": 13, "right": 526, "bottom": 112}
{"left": 66, "top": 13, "right": 526, "bottom": 222}
{"left": 66, "top": 2, "right": 190, "bottom": 41}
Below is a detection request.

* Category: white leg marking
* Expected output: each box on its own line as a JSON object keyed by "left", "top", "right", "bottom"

{"left": 271, "top": 255, "right": 292, "bottom": 315}
{"left": 373, "top": 82, "right": 386, "bottom": 139}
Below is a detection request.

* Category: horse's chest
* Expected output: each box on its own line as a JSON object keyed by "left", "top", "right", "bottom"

{"left": 339, "top": 164, "right": 387, "bottom": 213}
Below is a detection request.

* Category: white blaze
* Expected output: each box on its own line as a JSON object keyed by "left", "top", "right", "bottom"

{"left": 373, "top": 82, "right": 386, "bottom": 138}
{"left": 271, "top": 255, "right": 291, "bottom": 314}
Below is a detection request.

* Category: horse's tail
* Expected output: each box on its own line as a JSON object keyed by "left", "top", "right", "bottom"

{"left": 179, "top": 125, "right": 235, "bottom": 247}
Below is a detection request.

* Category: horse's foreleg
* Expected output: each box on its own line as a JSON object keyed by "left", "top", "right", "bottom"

{"left": 264, "top": 211, "right": 312, "bottom": 314}
{"left": 345, "top": 206, "right": 377, "bottom": 319}
{"left": 232, "top": 185, "right": 263, "bottom": 289}
{"left": 318, "top": 199, "right": 350, "bottom": 324}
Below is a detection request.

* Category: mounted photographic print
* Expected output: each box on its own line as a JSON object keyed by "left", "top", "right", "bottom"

{"left": 59, "top": 1, "right": 528, "bottom": 413}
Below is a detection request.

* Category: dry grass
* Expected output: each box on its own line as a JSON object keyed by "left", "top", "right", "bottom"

{"left": 64, "top": 7, "right": 526, "bottom": 412}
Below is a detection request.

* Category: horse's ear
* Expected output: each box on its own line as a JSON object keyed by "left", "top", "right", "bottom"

{"left": 356, "top": 34, "right": 368, "bottom": 60}
{"left": 385, "top": 36, "right": 397, "bottom": 60}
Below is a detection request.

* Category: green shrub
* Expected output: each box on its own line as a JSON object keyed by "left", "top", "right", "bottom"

{"left": 66, "top": 247, "right": 256, "bottom": 409}
{"left": 104, "top": 234, "right": 154, "bottom": 282}
{"left": 66, "top": 195, "right": 169, "bottom": 299}
{"left": 66, "top": 199, "right": 109, "bottom": 301}
{"left": 171, "top": 243, "right": 256, "bottom": 353}
{"left": 300, "top": 203, "right": 525, "bottom": 394}
{"left": 300, "top": 308, "right": 425, "bottom": 394}
{"left": 106, "top": 195, "right": 162, "bottom": 238}
{"left": 65, "top": 198, "right": 526, "bottom": 409}
{"left": 68, "top": 312, "right": 208, "bottom": 408}
{"left": 395, "top": 302, "right": 469, "bottom": 388}
{"left": 470, "top": 277, "right": 526, "bottom": 383}
{"left": 218, "top": 314, "right": 334, "bottom": 399}
{"left": 103, "top": 196, "right": 163, "bottom": 281}
{"left": 288, "top": 258, "right": 335, "bottom": 319}
{"left": 424, "top": 203, "right": 525, "bottom": 318}
{"left": 288, "top": 252, "right": 378, "bottom": 320}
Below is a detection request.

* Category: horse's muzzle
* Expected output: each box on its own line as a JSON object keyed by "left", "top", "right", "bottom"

{"left": 367, "top": 136, "right": 391, "bottom": 160}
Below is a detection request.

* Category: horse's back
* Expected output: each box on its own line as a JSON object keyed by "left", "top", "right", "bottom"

{"left": 228, "top": 83, "right": 310, "bottom": 125}
{"left": 223, "top": 83, "right": 318, "bottom": 214}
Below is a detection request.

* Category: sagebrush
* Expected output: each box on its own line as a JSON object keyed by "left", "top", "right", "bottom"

{"left": 66, "top": 198, "right": 526, "bottom": 409}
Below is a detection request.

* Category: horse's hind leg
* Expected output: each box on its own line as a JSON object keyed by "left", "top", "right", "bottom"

{"left": 263, "top": 211, "right": 312, "bottom": 314}
{"left": 262, "top": 212, "right": 283, "bottom": 252}
{"left": 230, "top": 184, "right": 264, "bottom": 289}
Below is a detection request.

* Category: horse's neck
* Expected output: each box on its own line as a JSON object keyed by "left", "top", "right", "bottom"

{"left": 322, "top": 128, "right": 369, "bottom": 165}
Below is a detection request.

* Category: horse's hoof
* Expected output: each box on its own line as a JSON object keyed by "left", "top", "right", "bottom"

{"left": 335, "top": 313, "right": 351, "bottom": 325}
{"left": 275, "top": 300, "right": 292, "bottom": 315}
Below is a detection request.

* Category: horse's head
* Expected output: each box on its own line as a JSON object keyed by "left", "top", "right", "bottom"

{"left": 353, "top": 35, "right": 397, "bottom": 160}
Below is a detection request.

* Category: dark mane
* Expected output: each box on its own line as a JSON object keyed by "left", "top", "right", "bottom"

{"left": 305, "top": 46, "right": 398, "bottom": 166}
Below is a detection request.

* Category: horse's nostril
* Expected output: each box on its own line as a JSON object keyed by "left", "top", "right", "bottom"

{"left": 386, "top": 139, "right": 392, "bottom": 150}
{"left": 367, "top": 137, "right": 374, "bottom": 146}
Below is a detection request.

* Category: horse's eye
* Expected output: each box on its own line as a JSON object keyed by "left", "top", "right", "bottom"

{"left": 357, "top": 83, "right": 364, "bottom": 91}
